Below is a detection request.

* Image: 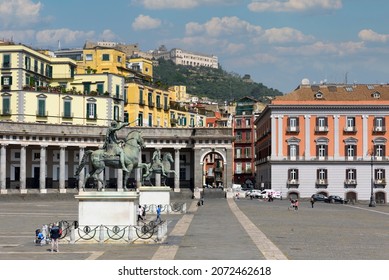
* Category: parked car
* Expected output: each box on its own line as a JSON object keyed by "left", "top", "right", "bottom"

{"left": 248, "top": 190, "right": 262, "bottom": 198}
{"left": 325, "top": 195, "right": 348, "bottom": 204}
{"left": 311, "top": 193, "right": 328, "bottom": 202}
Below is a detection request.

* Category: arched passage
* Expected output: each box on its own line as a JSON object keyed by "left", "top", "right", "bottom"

{"left": 200, "top": 150, "right": 226, "bottom": 188}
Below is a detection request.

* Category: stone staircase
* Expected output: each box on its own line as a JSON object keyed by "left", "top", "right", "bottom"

{"left": 202, "top": 188, "right": 225, "bottom": 199}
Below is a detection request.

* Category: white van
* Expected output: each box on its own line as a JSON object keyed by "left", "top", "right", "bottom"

{"left": 257, "top": 189, "right": 281, "bottom": 199}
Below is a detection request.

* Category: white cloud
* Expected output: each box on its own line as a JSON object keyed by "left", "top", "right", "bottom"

{"left": 0, "top": 0, "right": 42, "bottom": 27}
{"left": 0, "top": 29, "right": 35, "bottom": 43}
{"left": 132, "top": 14, "right": 161, "bottom": 31}
{"left": 35, "top": 29, "right": 95, "bottom": 45}
{"left": 186, "top": 16, "right": 262, "bottom": 37}
{"left": 248, "top": 0, "right": 342, "bottom": 12}
{"left": 263, "top": 27, "right": 314, "bottom": 43}
{"left": 99, "top": 29, "right": 118, "bottom": 41}
{"left": 275, "top": 41, "right": 365, "bottom": 56}
{"left": 358, "top": 29, "right": 389, "bottom": 43}
{"left": 134, "top": 0, "right": 238, "bottom": 10}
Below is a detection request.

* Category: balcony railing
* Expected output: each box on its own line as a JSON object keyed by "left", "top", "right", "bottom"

{"left": 343, "top": 126, "right": 357, "bottom": 133}
{"left": 286, "top": 126, "right": 300, "bottom": 133}
{"left": 344, "top": 179, "right": 357, "bottom": 188}
{"left": 287, "top": 179, "right": 299, "bottom": 188}
{"left": 315, "top": 179, "right": 328, "bottom": 188}
{"left": 315, "top": 126, "right": 329, "bottom": 133}
{"left": 373, "top": 126, "right": 386, "bottom": 133}
{"left": 36, "top": 111, "right": 48, "bottom": 117}
{"left": 0, "top": 109, "right": 11, "bottom": 116}
{"left": 374, "top": 179, "right": 386, "bottom": 188}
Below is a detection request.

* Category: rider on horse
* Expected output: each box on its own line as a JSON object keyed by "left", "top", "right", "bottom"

{"left": 152, "top": 150, "right": 167, "bottom": 176}
{"left": 102, "top": 121, "right": 129, "bottom": 172}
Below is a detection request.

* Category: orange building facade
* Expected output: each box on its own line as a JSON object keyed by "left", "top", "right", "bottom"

{"left": 255, "top": 83, "right": 389, "bottom": 203}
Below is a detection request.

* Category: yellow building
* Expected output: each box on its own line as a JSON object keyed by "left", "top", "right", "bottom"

{"left": 78, "top": 46, "right": 127, "bottom": 76}
{"left": 0, "top": 42, "right": 124, "bottom": 126}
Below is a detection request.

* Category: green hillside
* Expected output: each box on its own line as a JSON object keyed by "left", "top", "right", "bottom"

{"left": 153, "top": 59, "right": 283, "bottom": 102}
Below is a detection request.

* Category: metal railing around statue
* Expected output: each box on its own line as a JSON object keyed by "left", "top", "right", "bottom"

{"left": 55, "top": 219, "right": 167, "bottom": 244}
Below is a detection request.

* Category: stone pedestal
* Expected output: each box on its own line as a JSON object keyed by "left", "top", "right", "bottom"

{"left": 73, "top": 191, "right": 139, "bottom": 243}
{"left": 75, "top": 191, "right": 139, "bottom": 226}
{"left": 139, "top": 186, "right": 170, "bottom": 212}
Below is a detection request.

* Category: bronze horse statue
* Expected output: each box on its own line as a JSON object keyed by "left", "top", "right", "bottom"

{"left": 142, "top": 152, "right": 177, "bottom": 186}
{"left": 75, "top": 130, "right": 148, "bottom": 191}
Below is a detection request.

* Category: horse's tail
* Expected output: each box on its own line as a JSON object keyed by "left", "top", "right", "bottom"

{"left": 75, "top": 150, "right": 93, "bottom": 176}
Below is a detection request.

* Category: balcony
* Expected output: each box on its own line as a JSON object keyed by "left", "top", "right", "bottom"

{"left": 148, "top": 101, "right": 155, "bottom": 108}
{"left": 344, "top": 179, "right": 357, "bottom": 188}
{"left": 0, "top": 109, "right": 11, "bottom": 116}
{"left": 287, "top": 179, "right": 299, "bottom": 188}
{"left": 36, "top": 111, "right": 48, "bottom": 118}
{"left": 374, "top": 179, "right": 386, "bottom": 188}
{"left": 2, "top": 62, "right": 11, "bottom": 68}
{"left": 343, "top": 126, "right": 357, "bottom": 133}
{"left": 62, "top": 113, "right": 74, "bottom": 119}
{"left": 315, "top": 179, "right": 328, "bottom": 188}
{"left": 163, "top": 105, "right": 170, "bottom": 111}
{"left": 373, "top": 126, "right": 386, "bottom": 134}
{"left": 139, "top": 100, "right": 145, "bottom": 106}
{"left": 286, "top": 126, "right": 300, "bottom": 133}
{"left": 315, "top": 126, "right": 329, "bottom": 133}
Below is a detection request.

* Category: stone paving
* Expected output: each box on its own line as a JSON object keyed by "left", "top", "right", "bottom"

{"left": 0, "top": 193, "right": 388, "bottom": 260}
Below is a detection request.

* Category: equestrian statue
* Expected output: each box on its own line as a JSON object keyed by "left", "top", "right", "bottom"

{"left": 75, "top": 121, "right": 149, "bottom": 191}
{"left": 142, "top": 150, "right": 178, "bottom": 186}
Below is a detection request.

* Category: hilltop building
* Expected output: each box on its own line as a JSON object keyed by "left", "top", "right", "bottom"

{"left": 152, "top": 46, "right": 218, "bottom": 69}
{"left": 255, "top": 82, "right": 389, "bottom": 204}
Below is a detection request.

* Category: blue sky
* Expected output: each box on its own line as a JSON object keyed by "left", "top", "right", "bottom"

{"left": 1, "top": 0, "right": 389, "bottom": 93}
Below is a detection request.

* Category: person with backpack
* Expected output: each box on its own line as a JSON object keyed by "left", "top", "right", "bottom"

{"left": 50, "top": 223, "right": 61, "bottom": 253}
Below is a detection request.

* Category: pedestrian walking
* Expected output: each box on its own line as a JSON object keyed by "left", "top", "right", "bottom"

{"left": 49, "top": 223, "right": 61, "bottom": 253}
{"left": 137, "top": 205, "right": 144, "bottom": 223}
{"left": 310, "top": 197, "right": 315, "bottom": 208}
{"left": 155, "top": 205, "right": 162, "bottom": 223}
{"left": 142, "top": 204, "right": 147, "bottom": 220}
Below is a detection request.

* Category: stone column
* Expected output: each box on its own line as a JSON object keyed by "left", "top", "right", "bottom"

{"left": 304, "top": 115, "right": 311, "bottom": 159}
{"left": 39, "top": 145, "right": 47, "bottom": 193}
{"left": 136, "top": 150, "right": 142, "bottom": 188}
{"left": 362, "top": 115, "right": 369, "bottom": 158}
{"left": 59, "top": 145, "right": 66, "bottom": 193}
{"left": 117, "top": 169, "right": 123, "bottom": 191}
{"left": 0, "top": 144, "right": 7, "bottom": 194}
{"left": 78, "top": 147, "right": 85, "bottom": 190}
{"left": 174, "top": 148, "right": 180, "bottom": 192}
{"left": 334, "top": 115, "right": 340, "bottom": 159}
{"left": 277, "top": 115, "right": 283, "bottom": 158}
{"left": 155, "top": 149, "right": 161, "bottom": 186}
{"left": 271, "top": 115, "right": 277, "bottom": 158}
{"left": 20, "top": 145, "right": 27, "bottom": 193}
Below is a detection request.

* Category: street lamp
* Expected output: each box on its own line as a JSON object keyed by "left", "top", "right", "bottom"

{"left": 369, "top": 151, "right": 376, "bottom": 207}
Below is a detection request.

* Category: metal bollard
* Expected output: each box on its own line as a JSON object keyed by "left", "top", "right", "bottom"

{"left": 99, "top": 225, "right": 104, "bottom": 243}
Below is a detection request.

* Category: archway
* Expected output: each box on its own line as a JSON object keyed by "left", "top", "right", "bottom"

{"left": 288, "top": 191, "right": 299, "bottom": 199}
{"left": 375, "top": 191, "right": 386, "bottom": 204}
{"left": 201, "top": 151, "right": 225, "bottom": 188}
{"left": 346, "top": 191, "right": 357, "bottom": 204}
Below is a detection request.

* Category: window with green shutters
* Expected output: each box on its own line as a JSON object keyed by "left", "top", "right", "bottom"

{"left": 102, "top": 54, "right": 110, "bottom": 61}
{"left": 83, "top": 83, "right": 91, "bottom": 94}
{"left": 63, "top": 100, "right": 71, "bottom": 118}
{"left": 138, "top": 113, "right": 143, "bottom": 126}
{"left": 97, "top": 83, "right": 104, "bottom": 95}
{"left": 2, "top": 54, "right": 10, "bottom": 67}
{"left": 116, "top": 85, "right": 120, "bottom": 99}
{"left": 37, "top": 99, "right": 46, "bottom": 116}
{"left": 25, "top": 56, "right": 31, "bottom": 70}
{"left": 2, "top": 97, "right": 10, "bottom": 115}
{"left": 86, "top": 103, "right": 97, "bottom": 119}
{"left": 114, "top": 105, "right": 119, "bottom": 121}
